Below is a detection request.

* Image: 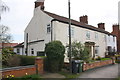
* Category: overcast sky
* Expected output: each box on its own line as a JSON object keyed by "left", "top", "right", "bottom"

{"left": 1, "top": 0, "right": 120, "bottom": 43}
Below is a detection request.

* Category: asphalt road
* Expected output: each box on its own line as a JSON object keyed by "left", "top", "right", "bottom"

{"left": 79, "top": 64, "right": 119, "bottom": 78}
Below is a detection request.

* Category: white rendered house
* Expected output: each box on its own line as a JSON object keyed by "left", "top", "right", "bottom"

{"left": 24, "top": 0, "right": 117, "bottom": 62}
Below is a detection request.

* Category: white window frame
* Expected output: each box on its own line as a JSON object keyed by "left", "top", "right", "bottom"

{"left": 47, "top": 24, "right": 51, "bottom": 34}
{"left": 86, "top": 31, "right": 90, "bottom": 40}
{"left": 95, "top": 32, "right": 98, "bottom": 40}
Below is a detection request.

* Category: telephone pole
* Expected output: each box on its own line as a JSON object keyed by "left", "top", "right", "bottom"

{"left": 68, "top": 0, "right": 72, "bottom": 73}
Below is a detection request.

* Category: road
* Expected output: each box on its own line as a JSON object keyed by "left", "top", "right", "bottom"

{"left": 79, "top": 64, "right": 119, "bottom": 78}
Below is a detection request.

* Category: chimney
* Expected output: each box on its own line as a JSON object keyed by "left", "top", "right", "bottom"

{"left": 98, "top": 23, "right": 105, "bottom": 30}
{"left": 80, "top": 15, "right": 88, "bottom": 24}
{"left": 35, "top": 0, "right": 45, "bottom": 10}
{"left": 112, "top": 24, "right": 119, "bottom": 32}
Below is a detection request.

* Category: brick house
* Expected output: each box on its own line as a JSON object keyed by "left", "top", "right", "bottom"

{"left": 112, "top": 25, "right": 120, "bottom": 53}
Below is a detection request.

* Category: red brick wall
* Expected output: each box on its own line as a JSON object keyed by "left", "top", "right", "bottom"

{"left": 2, "top": 57, "right": 44, "bottom": 78}
{"left": 2, "top": 67, "right": 36, "bottom": 78}
{"left": 83, "top": 60, "right": 113, "bottom": 71}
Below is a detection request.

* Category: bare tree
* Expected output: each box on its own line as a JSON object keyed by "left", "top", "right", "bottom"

{"left": 0, "top": 0, "right": 9, "bottom": 20}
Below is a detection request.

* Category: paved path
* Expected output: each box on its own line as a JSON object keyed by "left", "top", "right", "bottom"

{"left": 41, "top": 73, "right": 65, "bottom": 78}
{"left": 79, "top": 64, "right": 119, "bottom": 78}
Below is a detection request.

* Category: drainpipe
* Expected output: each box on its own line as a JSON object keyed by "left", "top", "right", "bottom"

{"left": 51, "top": 19, "right": 56, "bottom": 41}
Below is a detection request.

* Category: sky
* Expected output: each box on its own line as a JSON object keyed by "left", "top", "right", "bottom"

{"left": 1, "top": 0, "right": 120, "bottom": 43}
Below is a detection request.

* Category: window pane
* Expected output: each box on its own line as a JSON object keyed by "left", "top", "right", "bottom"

{"left": 86, "top": 31, "right": 90, "bottom": 39}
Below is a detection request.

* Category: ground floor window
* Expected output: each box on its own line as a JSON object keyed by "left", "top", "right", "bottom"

{"left": 95, "top": 46, "right": 99, "bottom": 56}
{"left": 31, "top": 48, "right": 34, "bottom": 54}
{"left": 17, "top": 48, "right": 20, "bottom": 53}
{"left": 37, "top": 51, "right": 45, "bottom": 56}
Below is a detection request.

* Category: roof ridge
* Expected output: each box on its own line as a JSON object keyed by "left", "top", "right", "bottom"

{"left": 43, "top": 11, "right": 115, "bottom": 36}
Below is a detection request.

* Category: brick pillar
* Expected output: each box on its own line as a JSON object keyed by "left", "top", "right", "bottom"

{"left": 35, "top": 57, "right": 44, "bottom": 74}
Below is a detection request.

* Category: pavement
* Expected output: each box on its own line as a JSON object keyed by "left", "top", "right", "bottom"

{"left": 41, "top": 72, "right": 65, "bottom": 78}
{"left": 79, "top": 64, "right": 119, "bottom": 78}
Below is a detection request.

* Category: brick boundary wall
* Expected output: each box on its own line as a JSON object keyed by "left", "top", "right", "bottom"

{"left": 83, "top": 59, "right": 113, "bottom": 71}
{"left": 1, "top": 57, "right": 44, "bottom": 78}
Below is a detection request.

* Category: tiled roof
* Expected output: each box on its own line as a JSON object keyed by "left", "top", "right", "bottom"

{"left": 0, "top": 43, "right": 18, "bottom": 48}
{"left": 44, "top": 11, "right": 115, "bottom": 36}
{"left": 14, "top": 42, "right": 24, "bottom": 48}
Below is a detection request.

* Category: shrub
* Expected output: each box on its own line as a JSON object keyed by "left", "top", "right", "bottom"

{"left": 7, "top": 55, "right": 20, "bottom": 67}
{"left": 17, "top": 55, "right": 36, "bottom": 66}
{"left": 2, "top": 54, "right": 20, "bottom": 67}
{"left": 45, "top": 41, "right": 65, "bottom": 72}
{"left": 71, "top": 41, "right": 90, "bottom": 62}
{"left": 96, "top": 56, "right": 101, "bottom": 60}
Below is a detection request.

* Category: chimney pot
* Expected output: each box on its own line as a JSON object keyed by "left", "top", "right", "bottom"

{"left": 112, "top": 24, "right": 119, "bottom": 32}
{"left": 98, "top": 23, "right": 105, "bottom": 30}
{"left": 80, "top": 15, "right": 88, "bottom": 24}
{"left": 35, "top": 0, "right": 45, "bottom": 10}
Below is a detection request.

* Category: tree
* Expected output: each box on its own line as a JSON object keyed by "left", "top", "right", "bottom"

{"left": 0, "top": 25, "right": 13, "bottom": 53}
{"left": 0, "top": 0, "right": 9, "bottom": 20}
{"left": 71, "top": 41, "right": 90, "bottom": 62}
{"left": 45, "top": 41, "right": 65, "bottom": 72}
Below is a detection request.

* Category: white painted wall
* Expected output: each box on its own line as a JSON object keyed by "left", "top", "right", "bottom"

{"left": 14, "top": 48, "right": 24, "bottom": 55}
{"left": 24, "top": 6, "right": 53, "bottom": 56}
{"left": 52, "top": 21, "right": 116, "bottom": 62}
{"left": 106, "top": 35, "right": 117, "bottom": 51}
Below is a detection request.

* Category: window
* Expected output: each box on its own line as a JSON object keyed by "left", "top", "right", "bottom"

{"left": 86, "top": 31, "right": 90, "bottom": 40}
{"left": 71, "top": 27, "right": 74, "bottom": 37}
{"left": 37, "top": 51, "right": 45, "bottom": 56}
{"left": 47, "top": 24, "right": 51, "bottom": 33}
{"left": 95, "top": 32, "right": 98, "bottom": 40}
{"left": 104, "top": 35, "right": 107, "bottom": 42}
{"left": 95, "top": 46, "right": 99, "bottom": 56}
{"left": 31, "top": 48, "right": 34, "bottom": 54}
{"left": 108, "top": 35, "right": 110, "bottom": 42}
{"left": 17, "top": 48, "right": 20, "bottom": 53}
{"left": 113, "top": 36, "right": 115, "bottom": 42}
{"left": 68, "top": 27, "right": 74, "bottom": 37}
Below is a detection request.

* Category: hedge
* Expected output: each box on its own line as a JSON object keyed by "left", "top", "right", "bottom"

{"left": 17, "top": 55, "right": 36, "bottom": 66}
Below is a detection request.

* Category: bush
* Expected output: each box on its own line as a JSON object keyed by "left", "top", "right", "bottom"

{"left": 45, "top": 41, "right": 65, "bottom": 72}
{"left": 7, "top": 55, "right": 20, "bottom": 67}
{"left": 96, "top": 56, "right": 101, "bottom": 60}
{"left": 71, "top": 41, "right": 90, "bottom": 62}
{"left": 2, "top": 54, "right": 20, "bottom": 67}
{"left": 17, "top": 55, "right": 36, "bottom": 66}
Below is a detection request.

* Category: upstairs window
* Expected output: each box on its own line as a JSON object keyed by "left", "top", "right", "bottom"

{"left": 47, "top": 24, "right": 51, "bottom": 33}
{"left": 68, "top": 27, "right": 74, "bottom": 37}
{"left": 104, "top": 35, "right": 107, "bottom": 42}
{"left": 95, "top": 32, "right": 98, "bottom": 40}
{"left": 113, "top": 36, "right": 115, "bottom": 42}
{"left": 86, "top": 31, "right": 90, "bottom": 40}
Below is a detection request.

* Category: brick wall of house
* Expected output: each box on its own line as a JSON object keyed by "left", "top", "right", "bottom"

{"left": 111, "top": 25, "right": 120, "bottom": 53}
{"left": 2, "top": 57, "right": 44, "bottom": 78}
{"left": 83, "top": 59, "right": 113, "bottom": 71}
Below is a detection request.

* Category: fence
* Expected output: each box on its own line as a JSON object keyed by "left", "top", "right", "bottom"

{"left": 1, "top": 57, "right": 44, "bottom": 78}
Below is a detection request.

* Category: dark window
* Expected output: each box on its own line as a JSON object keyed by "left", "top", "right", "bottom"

{"left": 17, "top": 48, "right": 20, "bottom": 53}
{"left": 31, "top": 48, "right": 34, "bottom": 54}
{"left": 47, "top": 24, "right": 51, "bottom": 33}
{"left": 37, "top": 51, "right": 45, "bottom": 56}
